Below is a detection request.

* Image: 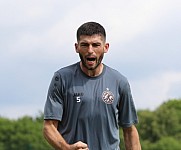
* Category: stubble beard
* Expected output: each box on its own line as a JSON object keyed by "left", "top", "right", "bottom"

{"left": 79, "top": 53, "right": 104, "bottom": 70}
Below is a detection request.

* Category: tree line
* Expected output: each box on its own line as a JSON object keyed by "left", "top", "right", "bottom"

{"left": 0, "top": 99, "right": 181, "bottom": 149}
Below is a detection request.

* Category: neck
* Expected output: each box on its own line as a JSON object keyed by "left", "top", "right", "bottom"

{"left": 80, "top": 62, "right": 104, "bottom": 77}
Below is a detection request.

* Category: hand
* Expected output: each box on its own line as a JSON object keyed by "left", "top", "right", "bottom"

{"left": 69, "top": 141, "right": 89, "bottom": 150}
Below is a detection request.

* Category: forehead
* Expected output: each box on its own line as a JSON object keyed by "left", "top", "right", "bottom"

{"left": 78, "top": 34, "right": 105, "bottom": 43}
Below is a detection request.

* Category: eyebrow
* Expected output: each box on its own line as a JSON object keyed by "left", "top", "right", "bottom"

{"left": 80, "top": 41, "right": 101, "bottom": 44}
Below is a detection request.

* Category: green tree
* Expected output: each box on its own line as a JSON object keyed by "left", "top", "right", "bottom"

{"left": 154, "top": 99, "right": 181, "bottom": 139}
{"left": 0, "top": 117, "right": 15, "bottom": 149}
{"left": 151, "top": 137, "right": 181, "bottom": 150}
{"left": 137, "top": 99, "right": 181, "bottom": 149}
{"left": 0, "top": 115, "right": 53, "bottom": 150}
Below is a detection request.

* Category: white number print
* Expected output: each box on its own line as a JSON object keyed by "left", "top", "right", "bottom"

{"left": 76, "top": 96, "right": 81, "bottom": 102}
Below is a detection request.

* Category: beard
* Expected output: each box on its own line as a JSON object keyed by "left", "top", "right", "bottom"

{"left": 79, "top": 53, "right": 104, "bottom": 70}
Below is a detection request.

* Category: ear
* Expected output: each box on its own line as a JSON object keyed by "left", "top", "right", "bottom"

{"left": 75, "top": 43, "right": 79, "bottom": 53}
{"left": 104, "top": 43, "right": 109, "bottom": 53}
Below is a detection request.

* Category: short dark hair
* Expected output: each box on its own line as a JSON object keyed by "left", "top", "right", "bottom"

{"left": 76, "top": 22, "right": 106, "bottom": 41}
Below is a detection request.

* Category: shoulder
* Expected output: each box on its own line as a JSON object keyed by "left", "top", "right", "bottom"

{"left": 50, "top": 62, "right": 79, "bottom": 84}
{"left": 104, "top": 65, "right": 128, "bottom": 82}
{"left": 56, "top": 62, "right": 79, "bottom": 76}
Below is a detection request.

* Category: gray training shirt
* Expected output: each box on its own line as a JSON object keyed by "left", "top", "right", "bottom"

{"left": 44, "top": 62, "right": 138, "bottom": 150}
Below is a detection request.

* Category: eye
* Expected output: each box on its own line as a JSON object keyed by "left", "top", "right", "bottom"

{"left": 80, "top": 43, "right": 89, "bottom": 47}
{"left": 92, "top": 43, "right": 101, "bottom": 47}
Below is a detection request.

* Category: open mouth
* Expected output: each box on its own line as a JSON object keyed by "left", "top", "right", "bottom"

{"left": 86, "top": 57, "right": 96, "bottom": 61}
{"left": 85, "top": 57, "right": 96, "bottom": 66}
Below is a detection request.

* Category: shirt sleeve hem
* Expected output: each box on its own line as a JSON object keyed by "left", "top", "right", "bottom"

{"left": 119, "top": 119, "right": 139, "bottom": 128}
{"left": 44, "top": 115, "right": 62, "bottom": 121}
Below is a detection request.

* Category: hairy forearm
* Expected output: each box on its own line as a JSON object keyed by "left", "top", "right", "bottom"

{"left": 123, "top": 126, "right": 141, "bottom": 150}
{"left": 43, "top": 122, "right": 69, "bottom": 150}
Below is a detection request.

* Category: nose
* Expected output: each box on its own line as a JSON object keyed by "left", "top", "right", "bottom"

{"left": 87, "top": 45, "right": 93, "bottom": 53}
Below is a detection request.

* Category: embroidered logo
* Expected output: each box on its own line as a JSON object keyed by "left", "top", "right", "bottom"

{"left": 102, "top": 88, "right": 114, "bottom": 104}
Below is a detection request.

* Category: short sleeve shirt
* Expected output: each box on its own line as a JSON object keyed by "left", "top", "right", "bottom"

{"left": 44, "top": 62, "right": 138, "bottom": 150}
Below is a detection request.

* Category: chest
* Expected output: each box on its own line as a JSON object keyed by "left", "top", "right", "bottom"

{"left": 64, "top": 77, "right": 121, "bottom": 113}
{"left": 61, "top": 74, "right": 122, "bottom": 126}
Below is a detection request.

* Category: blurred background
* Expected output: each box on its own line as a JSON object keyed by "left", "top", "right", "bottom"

{"left": 0, "top": 0, "right": 181, "bottom": 149}
{"left": 0, "top": 0, "right": 181, "bottom": 119}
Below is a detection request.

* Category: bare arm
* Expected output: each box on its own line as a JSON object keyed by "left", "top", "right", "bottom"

{"left": 123, "top": 125, "right": 141, "bottom": 150}
{"left": 43, "top": 120, "right": 89, "bottom": 150}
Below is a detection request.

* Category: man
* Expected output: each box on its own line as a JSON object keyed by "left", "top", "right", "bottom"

{"left": 43, "top": 21, "right": 141, "bottom": 150}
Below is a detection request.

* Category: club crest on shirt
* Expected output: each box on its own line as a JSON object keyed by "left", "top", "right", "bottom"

{"left": 102, "top": 88, "right": 114, "bottom": 104}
